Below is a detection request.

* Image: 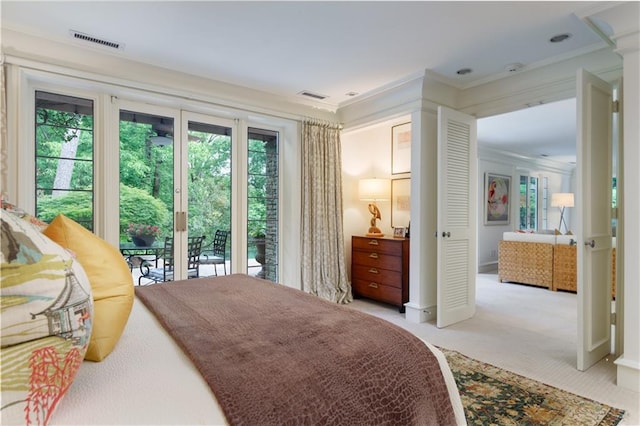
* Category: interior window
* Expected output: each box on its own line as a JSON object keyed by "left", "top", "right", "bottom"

{"left": 35, "top": 91, "right": 94, "bottom": 230}
{"left": 519, "top": 175, "right": 538, "bottom": 231}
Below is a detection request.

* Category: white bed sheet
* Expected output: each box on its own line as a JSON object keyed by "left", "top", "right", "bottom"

{"left": 52, "top": 298, "right": 227, "bottom": 425}
{"left": 53, "top": 297, "right": 466, "bottom": 425}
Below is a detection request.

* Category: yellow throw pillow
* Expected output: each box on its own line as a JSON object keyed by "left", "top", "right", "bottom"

{"left": 44, "top": 214, "right": 134, "bottom": 361}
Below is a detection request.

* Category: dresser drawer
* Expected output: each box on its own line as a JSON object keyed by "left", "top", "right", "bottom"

{"left": 351, "top": 251, "right": 402, "bottom": 271}
{"left": 352, "top": 237, "right": 402, "bottom": 255}
{"left": 351, "top": 264, "right": 402, "bottom": 288}
{"left": 352, "top": 278, "right": 401, "bottom": 305}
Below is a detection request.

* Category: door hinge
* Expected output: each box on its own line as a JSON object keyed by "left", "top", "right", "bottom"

{"left": 612, "top": 100, "right": 619, "bottom": 113}
{"left": 611, "top": 312, "right": 617, "bottom": 325}
{"left": 175, "top": 211, "right": 187, "bottom": 232}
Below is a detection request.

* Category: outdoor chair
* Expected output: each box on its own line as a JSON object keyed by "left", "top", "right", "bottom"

{"left": 139, "top": 235, "right": 205, "bottom": 285}
{"left": 199, "top": 229, "right": 228, "bottom": 276}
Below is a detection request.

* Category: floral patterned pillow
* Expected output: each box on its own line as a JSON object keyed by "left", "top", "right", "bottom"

{"left": 1, "top": 199, "right": 49, "bottom": 231}
{"left": 0, "top": 209, "right": 93, "bottom": 425}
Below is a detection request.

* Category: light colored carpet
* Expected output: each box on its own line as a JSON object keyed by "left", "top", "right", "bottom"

{"left": 348, "top": 273, "right": 639, "bottom": 425}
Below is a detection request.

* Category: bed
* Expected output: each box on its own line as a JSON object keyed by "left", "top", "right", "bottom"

{"left": 51, "top": 274, "right": 466, "bottom": 425}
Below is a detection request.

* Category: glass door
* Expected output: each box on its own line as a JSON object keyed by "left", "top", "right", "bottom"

{"left": 118, "top": 104, "right": 179, "bottom": 284}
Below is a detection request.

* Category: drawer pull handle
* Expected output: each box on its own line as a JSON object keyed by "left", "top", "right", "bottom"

{"left": 368, "top": 268, "right": 379, "bottom": 274}
{"left": 368, "top": 240, "right": 379, "bottom": 246}
{"left": 369, "top": 253, "right": 379, "bottom": 259}
{"left": 368, "top": 282, "right": 379, "bottom": 288}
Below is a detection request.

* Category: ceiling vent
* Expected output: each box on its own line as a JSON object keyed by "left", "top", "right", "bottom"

{"left": 69, "top": 30, "right": 124, "bottom": 50}
{"left": 298, "top": 90, "right": 328, "bottom": 100}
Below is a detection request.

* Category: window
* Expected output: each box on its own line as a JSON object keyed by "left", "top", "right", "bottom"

{"left": 35, "top": 91, "right": 94, "bottom": 230}
{"left": 519, "top": 175, "right": 538, "bottom": 230}
{"left": 247, "top": 127, "right": 279, "bottom": 282}
{"left": 541, "top": 176, "right": 548, "bottom": 230}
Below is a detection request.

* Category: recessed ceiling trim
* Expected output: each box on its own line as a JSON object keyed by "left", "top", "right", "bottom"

{"left": 69, "top": 30, "right": 124, "bottom": 50}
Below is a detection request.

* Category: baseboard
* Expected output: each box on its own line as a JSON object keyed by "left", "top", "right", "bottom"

{"left": 404, "top": 303, "right": 436, "bottom": 323}
{"left": 615, "top": 355, "right": 640, "bottom": 392}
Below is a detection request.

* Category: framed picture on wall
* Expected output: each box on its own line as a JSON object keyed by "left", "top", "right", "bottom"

{"left": 391, "top": 122, "right": 411, "bottom": 174}
{"left": 391, "top": 178, "right": 411, "bottom": 228}
{"left": 484, "top": 173, "right": 511, "bottom": 225}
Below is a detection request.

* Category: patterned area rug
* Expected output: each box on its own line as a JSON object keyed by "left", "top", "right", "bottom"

{"left": 441, "top": 348, "right": 625, "bottom": 426}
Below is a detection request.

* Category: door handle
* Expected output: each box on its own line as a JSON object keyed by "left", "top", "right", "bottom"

{"left": 584, "top": 240, "right": 595, "bottom": 248}
{"left": 441, "top": 231, "right": 451, "bottom": 238}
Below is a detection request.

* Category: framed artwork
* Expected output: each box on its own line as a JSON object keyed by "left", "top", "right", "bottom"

{"left": 393, "top": 227, "right": 405, "bottom": 238}
{"left": 391, "top": 178, "right": 411, "bottom": 228}
{"left": 391, "top": 122, "right": 411, "bottom": 174}
{"left": 484, "top": 173, "right": 511, "bottom": 225}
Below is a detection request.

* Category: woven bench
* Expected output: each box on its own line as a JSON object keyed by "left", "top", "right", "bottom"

{"left": 499, "top": 233, "right": 616, "bottom": 298}
{"left": 498, "top": 240, "right": 554, "bottom": 288}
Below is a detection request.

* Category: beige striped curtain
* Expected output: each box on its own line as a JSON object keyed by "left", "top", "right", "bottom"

{"left": 301, "top": 120, "right": 352, "bottom": 304}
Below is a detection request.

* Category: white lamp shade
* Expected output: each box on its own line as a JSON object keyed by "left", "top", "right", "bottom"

{"left": 359, "top": 178, "right": 390, "bottom": 201}
{"left": 551, "top": 192, "right": 574, "bottom": 208}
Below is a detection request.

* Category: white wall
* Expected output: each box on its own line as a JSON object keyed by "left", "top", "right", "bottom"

{"left": 341, "top": 116, "right": 410, "bottom": 276}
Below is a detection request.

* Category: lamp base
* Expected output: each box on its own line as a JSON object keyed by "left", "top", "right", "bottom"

{"left": 366, "top": 226, "right": 384, "bottom": 237}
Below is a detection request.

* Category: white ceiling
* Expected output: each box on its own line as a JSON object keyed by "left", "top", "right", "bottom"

{"left": 2, "top": 1, "right": 611, "bottom": 163}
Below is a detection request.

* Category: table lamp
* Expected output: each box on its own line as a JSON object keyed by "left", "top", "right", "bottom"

{"left": 551, "top": 192, "right": 574, "bottom": 233}
{"left": 359, "top": 178, "right": 390, "bottom": 237}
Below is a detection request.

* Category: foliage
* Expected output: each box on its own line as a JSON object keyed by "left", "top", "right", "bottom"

{"left": 37, "top": 191, "right": 93, "bottom": 229}
{"left": 36, "top": 105, "right": 94, "bottom": 193}
{"left": 186, "top": 133, "right": 232, "bottom": 239}
{"left": 119, "top": 184, "right": 170, "bottom": 240}
{"left": 35, "top": 99, "right": 271, "bottom": 249}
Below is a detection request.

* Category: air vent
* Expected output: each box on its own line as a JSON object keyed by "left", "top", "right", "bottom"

{"left": 69, "top": 30, "right": 123, "bottom": 50}
{"left": 298, "top": 90, "right": 328, "bottom": 100}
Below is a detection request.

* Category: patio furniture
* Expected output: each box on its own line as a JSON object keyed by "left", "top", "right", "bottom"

{"left": 139, "top": 235, "right": 205, "bottom": 285}
{"left": 199, "top": 230, "right": 228, "bottom": 276}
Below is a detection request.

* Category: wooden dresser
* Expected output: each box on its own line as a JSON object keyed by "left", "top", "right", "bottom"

{"left": 351, "top": 236, "right": 409, "bottom": 312}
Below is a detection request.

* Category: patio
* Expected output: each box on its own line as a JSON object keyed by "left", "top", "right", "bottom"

{"left": 129, "top": 258, "right": 263, "bottom": 286}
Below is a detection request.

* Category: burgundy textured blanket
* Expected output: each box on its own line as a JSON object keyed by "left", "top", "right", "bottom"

{"left": 135, "top": 274, "right": 457, "bottom": 425}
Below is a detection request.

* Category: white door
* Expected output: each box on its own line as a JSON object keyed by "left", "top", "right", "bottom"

{"left": 436, "top": 106, "right": 477, "bottom": 328}
{"left": 576, "top": 69, "right": 614, "bottom": 371}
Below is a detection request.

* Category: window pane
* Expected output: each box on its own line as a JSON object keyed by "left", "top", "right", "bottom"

{"left": 247, "top": 128, "right": 279, "bottom": 282}
{"left": 35, "top": 91, "right": 94, "bottom": 230}
{"left": 187, "top": 120, "right": 232, "bottom": 277}
{"left": 118, "top": 110, "right": 173, "bottom": 243}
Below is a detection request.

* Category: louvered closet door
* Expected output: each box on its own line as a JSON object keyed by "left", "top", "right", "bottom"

{"left": 436, "top": 107, "right": 477, "bottom": 328}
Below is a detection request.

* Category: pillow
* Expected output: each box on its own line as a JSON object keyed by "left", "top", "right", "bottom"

{"left": 0, "top": 209, "right": 93, "bottom": 424}
{"left": 44, "top": 214, "right": 134, "bottom": 362}
{"left": 1, "top": 199, "right": 49, "bottom": 231}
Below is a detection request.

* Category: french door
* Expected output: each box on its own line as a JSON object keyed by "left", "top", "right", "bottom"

{"left": 117, "top": 101, "right": 234, "bottom": 282}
